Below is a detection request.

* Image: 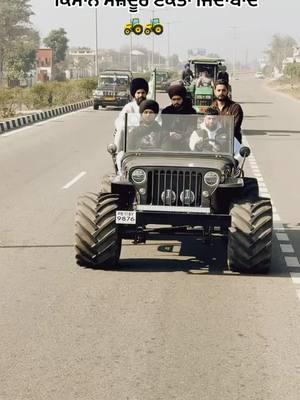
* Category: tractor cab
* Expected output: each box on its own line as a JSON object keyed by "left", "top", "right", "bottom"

{"left": 187, "top": 58, "right": 225, "bottom": 114}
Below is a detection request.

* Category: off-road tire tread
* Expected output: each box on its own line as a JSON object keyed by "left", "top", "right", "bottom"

{"left": 75, "top": 192, "right": 120, "bottom": 268}
{"left": 228, "top": 197, "right": 272, "bottom": 274}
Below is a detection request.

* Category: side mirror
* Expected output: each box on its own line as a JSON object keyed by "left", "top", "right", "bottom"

{"left": 107, "top": 143, "right": 117, "bottom": 155}
{"left": 239, "top": 146, "right": 251, "bottom": 158}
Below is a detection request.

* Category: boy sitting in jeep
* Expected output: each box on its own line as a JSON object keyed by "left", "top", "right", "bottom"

{"left": 128, "top": 99, "right": 161, "bottom": 150}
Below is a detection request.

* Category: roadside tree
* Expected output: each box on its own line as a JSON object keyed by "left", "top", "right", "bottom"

{"left": 0, "top": 0, "right": 39, "bottom": 84}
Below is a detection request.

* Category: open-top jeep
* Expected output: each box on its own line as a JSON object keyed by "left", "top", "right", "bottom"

{"left": 75, "top": 114, "right": 273, "bottom": 274}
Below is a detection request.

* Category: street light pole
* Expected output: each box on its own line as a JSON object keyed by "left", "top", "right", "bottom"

{"left": 167, "top": 22, "right": 170, "bottom": 68}
{"left": 151, "top": 9, "right": 155, "bottom": 69}
{"left": 129, "top": 13, "right": 132, "bottom": 71}
{"left": 165, "top": 20, "right": 181, "bottom": 69}
{"left": 229, "top": 26, "right": 238, "bottom": 78}
{"left": 95, "top": 8, "right": 99, "bottom": 77}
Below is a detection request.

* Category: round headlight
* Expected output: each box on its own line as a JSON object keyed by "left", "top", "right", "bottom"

{"left": 161, "top": 190, "right": 176, "bottom": 205}
{"left": 204, "top": 171, "right": 219, "bottom": 186}
{"left": 131, "top": 169, "right": 146, "bottom": 184}
{"left": 180, "top": 190, "right": 195, "bottom": 205}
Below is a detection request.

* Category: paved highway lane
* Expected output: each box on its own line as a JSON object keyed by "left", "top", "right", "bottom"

{"left": 1, "top": 85, "right": 300, "bottom": 400}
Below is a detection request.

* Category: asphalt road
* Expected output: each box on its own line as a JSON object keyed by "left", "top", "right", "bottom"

{"left": 1, "top": 80, "right": 300, "bottom": 400}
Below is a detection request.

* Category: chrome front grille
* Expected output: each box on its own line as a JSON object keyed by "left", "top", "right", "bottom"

{"left": 147, "top": 169, "right": 202, "bottom": 207}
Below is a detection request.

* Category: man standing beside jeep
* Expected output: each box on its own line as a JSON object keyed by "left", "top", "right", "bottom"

{"left": 211, "top": 79, "right": 243, "bottom": 143}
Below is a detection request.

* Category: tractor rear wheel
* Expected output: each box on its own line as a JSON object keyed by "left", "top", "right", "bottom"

{"left": 75, "top": 193, "right": 121, "bottom": 269}
{"left": 133, "top": 24, "right": 143, "bottom": 35}
{"left": 153, "top": 24, "right": 163, "bottom": 35}
{"left": 228, "top": 197, "right": 272, "bottom": 274}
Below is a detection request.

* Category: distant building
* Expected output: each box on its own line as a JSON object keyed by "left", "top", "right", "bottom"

{"left": 282, "top": 46, "right": 300, "bottom": 69}
{"left": 36, "top": 48, "right": 53, "bottom": 82}
{"left": 68, "top": 49, "right": 95, "bottom": 78}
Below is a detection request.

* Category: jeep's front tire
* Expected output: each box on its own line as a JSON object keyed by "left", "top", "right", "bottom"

{"left": 93, "top": 103, "right": 99, "bottom": 110}
{"left": 75, "top": 193, "right": 121, "bottom": 268}
{"left": 228, "top": 197, "right": 272, "bottom": 274}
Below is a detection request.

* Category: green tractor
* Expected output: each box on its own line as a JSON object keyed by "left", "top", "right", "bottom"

{"left": 124, "top": 18, "right": 143, "bottom": 35}
{"left": 144, "top": 18, "right": 164, "bottom": 35}
{"left": 185, "top": 58, "right": 226, "bottom": 114}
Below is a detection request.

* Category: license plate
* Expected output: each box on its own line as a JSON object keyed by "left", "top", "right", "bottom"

{"left": 116, "top": 210, "right": 136, "bottom": 225}
{"left": 104, "top": 96, "right": 115, "bottom": 100}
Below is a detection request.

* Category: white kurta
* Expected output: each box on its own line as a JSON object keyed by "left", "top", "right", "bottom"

{"left": 114, "top": 100, "right": 140, "bottom": 152}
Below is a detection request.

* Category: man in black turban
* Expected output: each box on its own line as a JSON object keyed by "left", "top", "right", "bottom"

{"left": 161, "top": 83, "right": 196, "bottom": 151}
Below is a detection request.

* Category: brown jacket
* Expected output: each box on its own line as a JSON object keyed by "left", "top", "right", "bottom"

{"left": 211, "top": 98, "right": 243, "bottom": 143}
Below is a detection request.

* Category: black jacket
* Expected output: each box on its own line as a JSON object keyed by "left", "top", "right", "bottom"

{"left": 129, "top": 120, "right": 162, "bottom": 149}
{"left": 161, "top": 101, "right": 197, "bottom": 151}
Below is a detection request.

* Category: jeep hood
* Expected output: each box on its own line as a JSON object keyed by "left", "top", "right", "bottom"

{"left": 122, "top": 154, "right": 233, "bottom": 171}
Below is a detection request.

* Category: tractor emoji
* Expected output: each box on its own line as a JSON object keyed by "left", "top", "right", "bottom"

{"left": 124, "top": 18, "right": 143, "bottom": 35}
{"left": 144, "top": 18, "right": 164, "bottom": 35}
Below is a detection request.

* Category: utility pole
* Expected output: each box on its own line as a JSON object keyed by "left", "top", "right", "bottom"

{"left": 229, "top": 26, "right": 238, "bottom": 78}
{"left": 167, "top": 22, "right": 170, "bottom": 68}
{"left": 151, "top": 9, "right": 155, "bottom": 69}
{"left": 95, "top": 8, "right": 99, "bottom": 76}
{"left": 129, "top": 13, "right": 133, "bottom": 71}
{"left": 165, "top": 21, "right": 181, "bottom": 68}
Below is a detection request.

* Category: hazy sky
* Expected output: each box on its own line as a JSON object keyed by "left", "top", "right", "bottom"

{"left": 30, "top": 0, "right": 300, "bottom": 63}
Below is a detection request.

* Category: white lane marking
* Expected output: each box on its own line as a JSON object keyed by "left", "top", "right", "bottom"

{"left": 273, "top": 214, "right": 281, "bottom": 221}
{"left": 280, "top": 244, "right": 295, "bottom": 253}
{"left": 1, "top": 108, "right": 91, "bottom": 137}
{"left": 285, "top": 257, "right": 300, "bottom": 267}
{"left": 244, "top": 135, "right": 300, "bottom": 301}
{"left": 274, "top": 222, "right": 285, "bottom": 231}
{"left": 62, "top": 171, "right": 86, "bottom": 189}
{"left": 291, "top": 274, "right": 300, "bottom": 285}
{"left": 276, "top": 233, "right": 289, "bottom": 241}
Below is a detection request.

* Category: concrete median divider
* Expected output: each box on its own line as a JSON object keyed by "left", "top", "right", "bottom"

{"left": 0, "top": 99, "right": 93, "bottom": 135}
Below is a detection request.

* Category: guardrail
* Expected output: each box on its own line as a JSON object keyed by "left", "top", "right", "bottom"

{"left": 0, "top": 99, "right": 93, "bottom": 135}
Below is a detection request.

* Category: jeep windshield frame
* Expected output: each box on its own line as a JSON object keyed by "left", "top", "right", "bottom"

{"left": 123, "top": 113, "right": 235, "bottom": 158}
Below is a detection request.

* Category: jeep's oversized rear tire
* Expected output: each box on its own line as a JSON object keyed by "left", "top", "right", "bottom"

{"left": 228, "top": 197, "right": 272, "bottom": 274}
{"left": 75, "top": 193, "right": 121, "bottom": 268}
